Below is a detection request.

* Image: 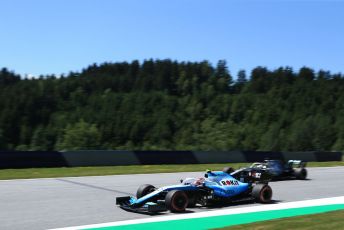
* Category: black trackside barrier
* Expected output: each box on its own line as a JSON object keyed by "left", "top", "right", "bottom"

{"left": 134, "top": 151, "right": 198, "bottom": 165}
{"left": 242, "top": 151, "right": 286, "bottom": 162}
{"left": 0, "top": 150, "right": 342, "bottom": 169}
{"left": 314, "top": 151, "right": 342, "bottom": 162}
{"left": 0, "top": 151, "right": 68, "bottom": 168}
{"left": 283, "top": 151, "right": 343, "bottom": 162}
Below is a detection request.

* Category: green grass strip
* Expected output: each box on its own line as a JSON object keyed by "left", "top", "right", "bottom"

{"left": 1, "top": 161, "right": 344, "bottom": 180}
{"left": 84, "top": 204, "right": 344, "bottom": 230}
{"left": 218, "top": 209, "right": 344, "bottom": 230}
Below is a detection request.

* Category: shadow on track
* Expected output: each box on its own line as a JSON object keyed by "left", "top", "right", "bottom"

{"left": 56, "top": 178, "right": 133, "bottom": 196}
{"left": 196, "top": 199, "right": 283, "bottom": 210}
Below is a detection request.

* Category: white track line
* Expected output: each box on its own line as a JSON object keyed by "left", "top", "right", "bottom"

{"left": 50, "top": 196, "right": 344, "bottom": 230}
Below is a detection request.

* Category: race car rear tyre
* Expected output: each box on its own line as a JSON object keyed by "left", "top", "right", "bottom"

{"left": 294, "top": 168, "right": 307, "bottom": 180}
{"left": 252, "top": 184, "right": 272, "bottom": 203}
{"left": 165, "top": 190, "right": 189, "bottom": 213}
{"left": 223, "top": 167, "right": 235, "bottom": 174}
{"left": 136, "top": 184, "right": 156, "bottom": 198}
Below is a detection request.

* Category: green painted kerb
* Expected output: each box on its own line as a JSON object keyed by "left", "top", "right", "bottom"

{"left": 84, "top": 204, "right": 344, "bottom": 230}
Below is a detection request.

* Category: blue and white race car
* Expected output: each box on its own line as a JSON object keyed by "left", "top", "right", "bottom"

{"left": 116, "top": 169, "right": 273, "bottom": 213}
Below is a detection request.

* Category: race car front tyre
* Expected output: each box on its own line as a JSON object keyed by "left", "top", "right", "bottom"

{"left": 252, "top": 184, "right": 272, "bottom": 203}
{"left": 165, "top": 190, "right": 189, "bottom": 213}
{"left": 294, "top": 168, "right": 307, "bottom": 180}
{"left": 136, "top": 184, "right": 156, "bottom": 198}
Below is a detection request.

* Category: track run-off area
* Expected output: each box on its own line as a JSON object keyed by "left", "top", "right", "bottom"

{"left": 1, "top": 167, "right": 344, "bottom": 230}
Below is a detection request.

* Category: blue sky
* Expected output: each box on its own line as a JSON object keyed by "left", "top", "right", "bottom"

{"left": 0, "top": 0, "right": 343, "bottom": 77}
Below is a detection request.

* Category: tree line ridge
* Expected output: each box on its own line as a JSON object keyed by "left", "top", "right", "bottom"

{"left": 0, "top": 59, "right": 343, "bottom": 151}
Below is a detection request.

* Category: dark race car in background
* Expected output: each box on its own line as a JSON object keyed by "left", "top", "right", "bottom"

{"left": 230, "top": 160, "right": 307, "bottom": 181}
{"left": 116, "top": 168, "right": 273, "bottom": 214}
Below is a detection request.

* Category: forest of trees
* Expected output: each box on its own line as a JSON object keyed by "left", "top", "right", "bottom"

{"left": 0, "top": 59, "right": 343, "bottom": 151}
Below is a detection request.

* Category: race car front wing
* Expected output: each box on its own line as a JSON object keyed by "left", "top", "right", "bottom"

{"left": 116, "top": 196, "right": 167, "bottom": 214}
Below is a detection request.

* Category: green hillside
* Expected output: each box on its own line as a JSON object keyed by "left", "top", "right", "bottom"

{"left": 0, "top": 60, "right": 343, "bottom": 151}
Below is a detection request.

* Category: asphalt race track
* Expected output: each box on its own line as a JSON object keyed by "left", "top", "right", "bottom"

{"left": 1, "top": 167, "right": 344, "bottom": 230}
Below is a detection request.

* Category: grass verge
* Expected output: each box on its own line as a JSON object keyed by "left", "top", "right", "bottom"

{"left": 217, "top": 209, "right": 344, "bottom": 230}
{"left": 0, "top": 161, "right": 343, "bottom": 180}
